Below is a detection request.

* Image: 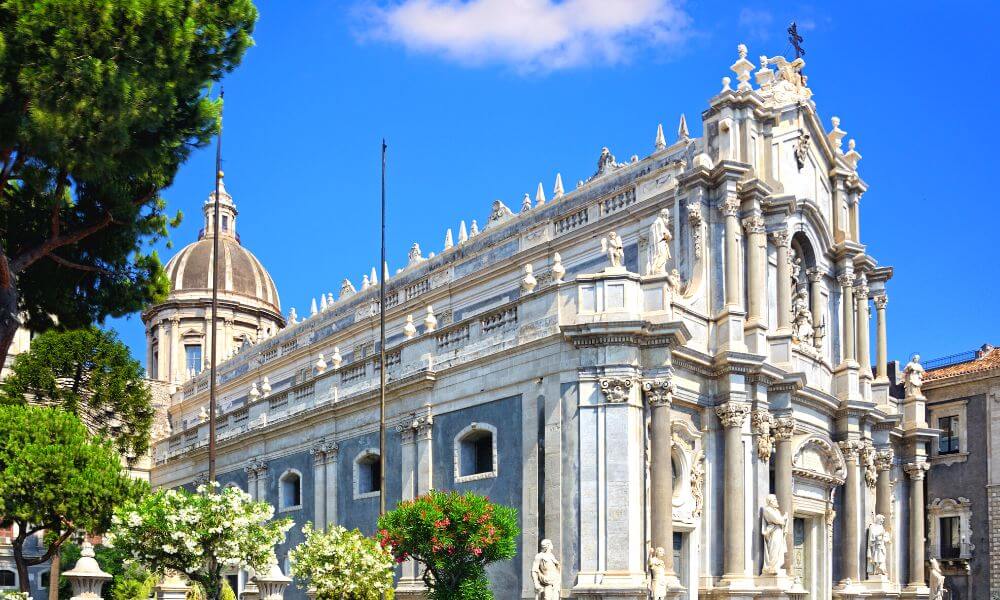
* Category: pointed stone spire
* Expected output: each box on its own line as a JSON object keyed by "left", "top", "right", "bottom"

{"left": 458, "top": 221, "right": 468, "bottom": 243}
{"left": 424, "top": 305, "right": 438, "bottom": 332}
{"left": 310, "top": 298, "right": 318, "bottom": 316}
{"left": 521, "top": 193, "right": 532, "bottom": 213}
{"left": 444, "top": 228, "right": 454, "bottom": 250}
{"left": 677, "top": 113, "right": 689, "bottom": 140}
{"left": 535, "top": 182, "right": 546, "bottom": 206}
{"left": 370, "top": 267, "right": 378, "bottom": 287}
{"left": 288, "top": 307, "right": 298, "bottom": 325}
{"left": 319, "top": 294, "right": 328, "bottom": 311}
{"left": 331, "top": 346, "right": 343, "bottom": 369}
{"left": 403, "top": 314, "right": 417, "bottom": 339}
{"left": 655, "top": 123, "right": 666, "bottom": 151}
{"left": 361, "top": 274, "right": 371, "bottom": 290}
{"left": 553, "top": 173, "right": 564, "bottom": 199}
{"left": 383, "top": 261, "right": 390, "bottom": 281}
{"left": 470, "top": 220, "right": 479, "bottom": 236}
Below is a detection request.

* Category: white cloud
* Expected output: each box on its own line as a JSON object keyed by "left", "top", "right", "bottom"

{"left": 358, "top": 0, "right": 692, "bottom": 72}
{"left": 738, "top": 7, "right": 773, "bottom": 41}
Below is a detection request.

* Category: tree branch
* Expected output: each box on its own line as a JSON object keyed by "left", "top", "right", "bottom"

{"left": 24, "top": 529, "right": 74, "bottom": 566}
{"left": 47, "top": 253, "right": 115, "bottom": 276}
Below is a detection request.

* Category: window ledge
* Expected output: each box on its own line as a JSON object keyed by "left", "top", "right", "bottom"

{"left": 278, "top": 504, "right": 302, "bottom": 513}
{"left": 930, "top": 452, "right": 969, "bottom": 466}
{"left": 354, "top": 491, "right": 380, "bottom": 501}
{"left": 456, "top": 470, "right": 498, "bottom": 484}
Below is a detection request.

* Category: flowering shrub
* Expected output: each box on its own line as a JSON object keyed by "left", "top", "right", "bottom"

{"left": 289, "top": 524, "right": 394, "bottom": 600}
{"left": 377, "top": 491, "right": 518, "bottom": 600}
{"left": 107, "top": 483, "right": 292, "bottom": 600}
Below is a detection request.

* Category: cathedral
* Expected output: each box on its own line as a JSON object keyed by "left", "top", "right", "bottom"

{"left": 145, "top": 44, "right": 937, "bottom": 600}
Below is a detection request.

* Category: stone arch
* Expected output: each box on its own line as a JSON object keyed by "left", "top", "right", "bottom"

{"left": 454, "top": 422, "right": 498, "bottom": 483}
{"left": 671, "top": 419, "right": 705, "bottom": 523}
{"left": 792, "top": 434, "right": 846, "bottom": 485}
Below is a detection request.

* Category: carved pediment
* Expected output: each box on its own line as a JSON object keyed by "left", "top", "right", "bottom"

{"left": 792, "top": 435, "right": 846, "bottom": 485}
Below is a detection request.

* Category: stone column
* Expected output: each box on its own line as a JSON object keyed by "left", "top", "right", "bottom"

{"left": 773, "top": 417, "right": 796, "bottom": 575}
{"left": 398, "top": 424, "right": 419, "bottom": 586}
{"left": 244, "top": 463, "right": 259, "bottom": 500}
{"left": 255, "top": 464, "right": 268, "bottom": 501}
{"left": 772, "top": 231, "right": 792, "bottom": 332}
{"left": 414, "top": 413, "right": 434, "bottom": 495}
{"left": 838, "top": 441, "right": 862, "bottom": 585}
{"left": 721, "top": 196, "right": 742, "bottom": 308}
{"left": 743, "top": 216, "right": 767, "bottom": 325}
{"left": 311, "top": 445, "right": 327, "bottom": 531}
{"left": 849, "top": 192, "right": 862, "bottom": 243}
{"left": 807, "top": 269, "right": 825, "bottom": 347}
{"left": 324, "top": 445, "right": 339, "bottom": 528}
{"left": 874, "top": 449, "right": 893, "bottom": 522}
{"left": 717, "top": 401, "right": 751, "bottom": 580}
{"left": 874, "top": 295, "right": 889, "bottom": 381}
{"left": 223, "top": 318, "right": 234, "bottom": 363}
{"left": 645, "top": 379, "right": 679, "bottom": 581}
{"left": 170, "top": 317, "right": 182, "bottom": 383}
{"left": 854, "top": 275, "right": 871, "bottom": 377}
{"left": 839, "top": 274, "right": 856, "bottom": 364}
{"left": 156, "top": 320, "right": 168, "bottom": 381}
{"left": 904, "top": 462, "right": 929, "bottom": 587}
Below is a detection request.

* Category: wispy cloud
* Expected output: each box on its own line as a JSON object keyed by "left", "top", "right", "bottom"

{"left": 738, "top": 7, "right": 774, "bottom": 41}
{"left": 357, "top": 0, "right": 692, "bottom": 72}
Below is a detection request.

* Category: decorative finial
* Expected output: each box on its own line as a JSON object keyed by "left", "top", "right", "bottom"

{"left": 444, "top": 228, "right": 454, "bottom": 249}
{"left": 828, "top": 116, "right": 846, "bottom": 155}
{"left": 403, "top": 314, "right": 417, "bottom": 339}
{"left": 261, "top": 376, "right": 271, "bottom": 396}
{"left": 320, "top": 294, "right": 328, "bottom": 311}
{"left": 340, "top": 279, "right": 356, "bottom": 299}
{"left": 470, "top": 220, "right": 479, "bottom": 236}
{"left": 677, "top": 114, "right": 689, "bottom": 140}
{"left": 370, "top": 266, "right": 378, "bottom": 287}
{"left": 331, "top": 347, "right": 343, "bottom": 369}
{"left": 655, "top": 123, "right": 666, "bottom": 150}
{"left": 315, "top": 354, "right": 327, "bottom": 373}
{"left": 249, "top": 382, "right": 260, "bottom": 401}
{"left": 289, "top": 307, "right": 298, "bottom": 325}
{"left": 721, "top": 76, "right": 732, "bottom": 93}
{"left": 553, "top": 173, "right": 565, "bottom": 198}
{"left": 424, "top": 305, "right": 438, "bottom": 332}
{"left": 408, "top": 243, "right": 424, "bottom": 265}
{"left": 844, "top": 138, "right": 862, "bottom": 169}
{"left": 731, "top": 44, "right": 754, "bottom": 92}
{"left": 327, "top": 292, "right": 334, "bottom": 307}
{"left": 521, "top": 264, "right": 537, "bottom": 294}
{"left": 551, "top": 252, "right": 565, "bottom": 283}
{"left": 521, "top": 193, "right": 532, "bottom": 212}
{"left": 310, "top": 298, "right": 318, "bottom": 317}
{"left": 536, "top": 182, "right": 546, "bottom": 206}
{"left": 788, "top": 22, "right": 805, "bottom": 58}
{"left": 458, "top": 220, "right": 468, "bottom": 243}
{"left": 361, "top": 274, "right": 371, "bottom": 290}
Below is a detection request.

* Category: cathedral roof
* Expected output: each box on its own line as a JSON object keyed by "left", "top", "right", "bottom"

{"left": 924, "top": 345, "right": 1000, "bottom": 381}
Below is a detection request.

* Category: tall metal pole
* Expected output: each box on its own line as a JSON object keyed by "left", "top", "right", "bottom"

{"left": 208, "top": 89, "right": 224, "bottom": 484}
{"left": 378, "top": 139, "right": 387, "bottom": 516}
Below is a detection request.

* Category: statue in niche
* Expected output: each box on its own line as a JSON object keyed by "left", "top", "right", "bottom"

{"left": 601, "top": 231, "right": 624, "bottom": 268}
{"left": 791, "top": 289, "right": 814, "bottom": 345}
{"left": 647, "top": 547, "right": 669, "bottom": 600}
{"left": 929, "top": 558, "right": 945, "bottom": 600}
{"left": 903, "top": 354, "right": 925, "bottom": 397}
{"left": 761, "top": 494, "right": 789, "bottom": 576}
{"left": 646, "top": 209, "right": 673, "bottom": 275}
{"left": 866, "top": 514, "right": 890, "bottom": 577}
{"left": 531, "top": 539, "right": 561, "bottom": 600}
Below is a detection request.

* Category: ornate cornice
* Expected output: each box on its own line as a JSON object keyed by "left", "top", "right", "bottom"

{"left": 600, "top": 377, "right": 635, "bottom": 403}
{"left": 716, "top": 401, "right": 750, "bottom": 428}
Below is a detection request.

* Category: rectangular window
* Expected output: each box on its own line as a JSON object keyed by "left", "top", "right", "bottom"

{"left": 185, "top": 344, "right": 203, "bottom": 375}
{"left": 940, "top": 516, "right": 961, "bottom": 558}
{"left": 151, "top": 350, "right": 159, "bottom": 379}
{"left": 222, "top": 215, "right": 229, "bottom": 231}
{"left": 938, "top": 415, "right": 960, "bottom": 455}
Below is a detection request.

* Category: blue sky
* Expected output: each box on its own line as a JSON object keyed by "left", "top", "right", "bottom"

{"left": 106, "top": 0, "right": 1000, "bottom": 367}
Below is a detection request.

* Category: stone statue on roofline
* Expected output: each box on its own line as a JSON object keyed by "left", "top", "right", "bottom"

{"left": 902, "top": 354, "right": 925, "bottom": 398}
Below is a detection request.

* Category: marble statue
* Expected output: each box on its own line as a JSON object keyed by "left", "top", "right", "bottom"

{"left": 903, "top": 354, "right": 925, "bottom": 397}
{"left": 929, "top": 558, "right": 945, "bottom": 600}
{"left": 866, "top": 514, "right": 889, "bottom": 577}
{"left": 791, "top": 289, "right": 814, "bottom": 345}
{"left": 761, "top": 494, "right": 789, "bottom": 576}
{"left": 647, "top": 547, "right": 669, "bottom": 600}
{"left": 531, "top": 539, "right": 560, "bottom": 600}
{"left": 647, "top": 209, "right": 673, "bottom": 275}
{"left": 601, "top": 232, "right": 624, "bottom": 268}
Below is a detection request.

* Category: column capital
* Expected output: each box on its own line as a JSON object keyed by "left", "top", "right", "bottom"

{"left": 853, "top": 273, "right": 869, "bottom": 297}
{"left": 806, "top": 267, "right": 823, "bottom": 283}
{"left": 715, "top": 401, "right": 750, "bottom": 428}
{"left": 719, "top": 196, "right": 740, "bottom": 217}
{"left": 837, "top": 273, "right": 855, "bottom": 289}
{"left": 773, "top": 417, "right": 795, "bottom": 440}
{"left": 642, "top": 377, "right": 676, "bottom": 407}
{"left": 874, "top": 294, "right": 889, "bottom": 310}
{"left": 741, "top": 215, "right": 765, "bottom": 234}
{"left": 599, "top": 377, "right": 635, "bottom": 403}
{"left": 874, "top": 448, "right": 894, "bottom": 471}
{"left": 769, "top": 229, "right": 790, "bottom": 247}
{"left": 903, "top": 461, "right": 929, "bottom": 480}
{"left": 311, "top": 441, "right": 338, "bottom": 464}
{"left": 838, "top": 440, "right": 863, "bottom": 462}
{"left": 169, "top": 315, "right": 181, "bottom": 325}
{"left": 244, "top": 459, "right": 267, "bottom": 477}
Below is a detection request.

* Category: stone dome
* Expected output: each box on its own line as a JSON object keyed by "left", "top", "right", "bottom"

{"left": 164, "top": 236, "right": 280, "bottom": 312}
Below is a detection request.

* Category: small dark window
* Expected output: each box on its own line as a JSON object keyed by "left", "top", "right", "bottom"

{"left": 940, "top": 516, "right": 961, "bottom": 558}
{"left": 226, "top": 574, "right": 238, "bottom": 595}
{"left": 0, "top": 570, "right": 15, "bottom": 587}
{"left": 40, "top": 571, "right": 50, "bottom": 589}
{"left": 222, "top": 215, "right": 229, "bottom": 231}
{"left": 280, "top": 472, "right": 301, "bottom": 509}
{"left": 938, "top": 415, "right": 960, "bottom": 455}
{"left": 460, "top": 428, "right": 495, "bottom": 477}
{"left": 359, "top": 454, "right": 381, "bottom": 494}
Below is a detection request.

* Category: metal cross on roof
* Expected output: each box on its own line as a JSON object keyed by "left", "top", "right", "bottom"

{"left": 788, "top": 22, "right": 805, "bottom": 58}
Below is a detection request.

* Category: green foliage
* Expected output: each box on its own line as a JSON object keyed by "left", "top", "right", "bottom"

{"left": 0, "top": 0, "right": 259, "bottom": 363}
{"left": 377, "top": 491, "right": 519, "bottom": 600}
{"left": 109, "top": 482, "right": 291, "bottom": 600}
{"left": 0, "top": 327, "right": 154, "bottom": 458}
{"left": 0, "top": 405, "right": 147, "bottom": 592}
{"left": 219, "top": 582, "right": 236, "bottom": 600}
{"left": 289, "top": 523, "right": 395, "bottom": 600}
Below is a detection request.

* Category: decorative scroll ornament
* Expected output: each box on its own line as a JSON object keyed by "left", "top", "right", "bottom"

{"left": 874, "top": 448, "right": 894, "bottom": 472}
{"left": 599, "top": 377, "right": 634, "bottom": 403}
{"left": 687, "top": 202, "right": 704, "bottom": 259}
{"left": 751, "top": 409, "right": 775, "bottom": 461}
{"left": 860, "top": 442, "right": 878, "bottom": 488}
{"left": 642, "top": 377, "right": 676, "bottom": 407}
{"left": 838, "top": 440, "right": 863, "bottom": 462}
{"left": 755, "top": 54, "right": 812, "bottom": 106}
{"left": 719, "top": 196, "right": 740, "bottom": 218}
{"left": 690, "top": 449, "right": 706, "bottom": 517}
{"left": 874, "top": 294, "right": 889, "bottom": 310}
{"left": 773, "top": 417, "right": 795, "bottom": 441}
{"left": 741, "top": 215, "right": 766, "bottom": 235}
{"left": 794, "top": 131, "right": 811, "bottom": 171}
{"left": 716, "top": 401, "right": 750, "bottom": 428}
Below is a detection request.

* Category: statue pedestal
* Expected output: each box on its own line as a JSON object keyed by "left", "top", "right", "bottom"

{"left": 898, "top": 585, "right": 929, "bottom": 600}
{"left": 756, "top": 574, "right": 794, "bottom": 590}
{"left": 833, "top": 580, "right": 872, "bottom": 600}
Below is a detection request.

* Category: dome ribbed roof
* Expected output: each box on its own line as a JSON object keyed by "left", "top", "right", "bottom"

{"left": 164, "top": 236, "right": 280, "bottom": 313}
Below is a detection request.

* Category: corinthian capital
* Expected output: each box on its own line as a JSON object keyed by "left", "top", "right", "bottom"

{"left": 719, "top": 196, "right": 740, "bottom": 217}
{"left": 904, "top": 461, "right": 929, "bottom": 481}
{"left": 874, "top": 294, "right": 888, "bottom": 310}
{"left": 874, "top": 448, "right": 894, "bottom": 471}
{"left": 837, "top": 273, "right": 855, "bottom": 289}
{"left": 642, "top": 377, "right": 676, "bottom": 407}
{"left": 715, "top": 401, "right": 750, "bottom": 428}
{"left": 741, "top": 215, "right": 766, "bottom": 234}
{"left": 773, "top": 417, "right": 795, "bottom": 440}
{"left": 838, "top": 440, "right": 862, "bottom": 462}
{"left": 769, "top": 229, "right": 790, "bottom": 247}
{"left": 599, "top": 377, "right": 635, "bottom": 403}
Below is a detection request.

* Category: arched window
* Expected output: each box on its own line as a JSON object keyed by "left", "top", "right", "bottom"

{"left": 0, "top": 569, "right": 16, "bottom": 588}
{"left": 278, "top": 470, "right": 302, "bottom": 511}
{"left": 354, "top": 450, "right": 381, "bottom": 499}
{"left": 454, "top": 423, "right": 498, "bottom": 483}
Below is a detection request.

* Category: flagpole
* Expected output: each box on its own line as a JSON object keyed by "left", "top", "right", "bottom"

{"left": 208, "top": 89, "right": 224, "bottom": 484}
{"left": 378, "top": 139, "right": 387, "bottom": 516}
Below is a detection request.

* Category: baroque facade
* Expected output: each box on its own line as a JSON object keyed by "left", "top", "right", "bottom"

{"left": 921, "top": 345, "right": 1000, "bottom": 599}
{"left": 149, "top": 45, "right": 938, "bottom": 600}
